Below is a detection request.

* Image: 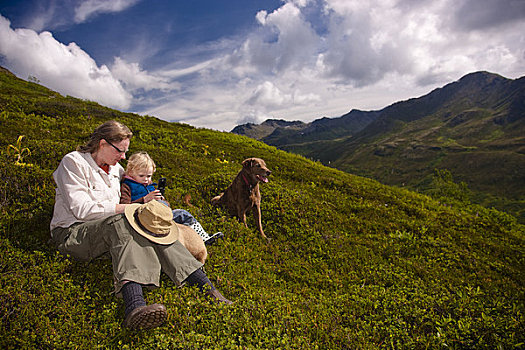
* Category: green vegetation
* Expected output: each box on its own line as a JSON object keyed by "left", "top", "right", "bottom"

{"left": 424, "top": 169, "right": 471, "bottom": 205}
{"left": 0, "top": 68, "right": 524, "bottom": 349}
{"left": 6, "top": 135, "right": 32, "bottom": 166}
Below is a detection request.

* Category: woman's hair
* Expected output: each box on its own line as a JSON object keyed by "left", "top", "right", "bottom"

{"left": 77, "top": 120, "right": 132, "bottom": 153}
{"left": 126, "top": 151, "right": 156, "bottom": 175}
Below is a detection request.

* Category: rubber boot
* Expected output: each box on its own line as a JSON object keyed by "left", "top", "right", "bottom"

{"left": 190, "top": 222, "right": 224, "bottom": 245}
{"left": 208, "top": 288, "right": 234, "bottom": 305}
{"left": 122, "top": 282, "right": 167, "bottom": 330}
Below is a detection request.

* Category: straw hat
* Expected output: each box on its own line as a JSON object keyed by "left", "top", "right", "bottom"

{"left": 124, "top": 200, "right": 179, "bottom": 245}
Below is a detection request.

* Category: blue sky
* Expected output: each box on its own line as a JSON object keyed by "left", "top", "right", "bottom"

{"left": 1, "top": 0, "right": 524, "bottom": 131}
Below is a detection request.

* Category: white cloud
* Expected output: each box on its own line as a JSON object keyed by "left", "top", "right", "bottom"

{"left": 110, "top": 57, "right": 177, "bottom": 92}
{"left": 162, "top": 60, "right": 216, "bottom": 80}
{"left": 245, "top": 81, "right": 321, "bottom": 111}
{"left": 255, "top": 11, "right": 268, "bottom": 26}
{"left": 0, "top": 15, "right": 131, "bottom": 109}
{"left": 25, "top": 2, "right": 62, "bottom": 32}
{"left": 236, "top": 2, "right": 319, "bottom": 73}
{"left": 12, "top": 1, "right": 72, "bottom": 32}
{"left": 143, "top": 83, "right": 246, "bottom": 131}
{"left": 246, "top": 81, "right": 292, "bottom": 108}
{"left": 74, "top": 0, "right": 141, "bottom": 23}
{"left": 16, "top": 0, "right": 142, "bottom": 31}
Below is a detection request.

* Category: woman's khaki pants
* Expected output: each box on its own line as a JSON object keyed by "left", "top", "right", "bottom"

{"left": 51, "top": 214, "right": 203, "bottom": 295}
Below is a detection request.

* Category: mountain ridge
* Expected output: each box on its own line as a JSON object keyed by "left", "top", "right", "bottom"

{"left": 233, "top": 71, "right": 522, "bottom": 143}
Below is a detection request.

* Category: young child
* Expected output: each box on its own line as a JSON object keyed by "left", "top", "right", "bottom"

{"left": 120, "top": 151, "right": 223, "bottom": 246}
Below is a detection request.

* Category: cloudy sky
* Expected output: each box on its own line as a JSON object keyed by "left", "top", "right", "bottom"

{"left": 0, "top": 0, "right": 524, "bottom": 131}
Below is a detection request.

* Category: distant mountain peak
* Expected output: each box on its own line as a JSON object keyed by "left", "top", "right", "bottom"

{"left": 460, "top": 71, "right": 503, "bottom": 80}
{"left": 232, "top": 109, "right": 381, "bottom": 146}
{"left": 261, "top": 119, "right": 305, "bottom": 128}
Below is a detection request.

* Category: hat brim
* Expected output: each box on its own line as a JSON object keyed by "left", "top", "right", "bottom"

{"left": 124, "top": 203, "right": 179, "bottom": 245}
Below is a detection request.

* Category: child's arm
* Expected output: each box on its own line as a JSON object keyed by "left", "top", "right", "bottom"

{"left": 120, "top": 182, "right": 143, "bottom": 204}
{"left": 120, "top": 182, "right": 162, "bottom": 204}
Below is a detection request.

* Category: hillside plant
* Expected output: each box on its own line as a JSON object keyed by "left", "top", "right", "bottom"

{"left": 425, "top": 168, "right": 471, "bottom": 205}
{"left": 6, "top": 135, "right": 32, "bottom": 166}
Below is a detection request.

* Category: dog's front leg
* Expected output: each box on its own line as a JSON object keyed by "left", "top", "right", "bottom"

{"left": 241, "top": 212, "right": 248, "bottom": 228}
{"left": 253, "top": 205, "right": 267, "bottom": 239}
{"left": 237, "top": 206, "right": 249, "bottom": 228}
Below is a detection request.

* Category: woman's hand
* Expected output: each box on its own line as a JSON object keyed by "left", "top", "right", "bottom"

{"left": 115, "top": 204, "right": 127, "bottom": 214}
{"left": 143, "top": 190, "right": 163, "bottom": 203}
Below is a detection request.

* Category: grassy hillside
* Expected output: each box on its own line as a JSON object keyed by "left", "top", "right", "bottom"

{"left": 0, "top": 68, "right": 524, "bottom": 349}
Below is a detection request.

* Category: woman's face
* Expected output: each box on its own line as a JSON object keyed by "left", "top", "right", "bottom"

{"left": 99, "top": 138, "right": 130, "bottom": 166}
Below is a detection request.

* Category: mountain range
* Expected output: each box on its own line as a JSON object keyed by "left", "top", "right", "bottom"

{"left": 232, "top": 71, "right": 525, "bottom": 221}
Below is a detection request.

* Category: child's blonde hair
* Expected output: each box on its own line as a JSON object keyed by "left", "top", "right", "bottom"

{"left": 126, "top": 151, "right": 156, "bottom": 175}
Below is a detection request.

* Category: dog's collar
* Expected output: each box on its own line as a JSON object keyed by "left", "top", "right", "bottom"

{"left": 242, "top": 173, "right": 254, "bottom": 190}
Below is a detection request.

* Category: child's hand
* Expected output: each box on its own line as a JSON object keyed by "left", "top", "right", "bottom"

{"left": 144, "top": 190, "right": 163, "bottom": 203}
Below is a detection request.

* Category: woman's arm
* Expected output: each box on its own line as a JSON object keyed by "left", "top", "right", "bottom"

{"left": 54, "top": 153, "right": 119, "bottom": 221}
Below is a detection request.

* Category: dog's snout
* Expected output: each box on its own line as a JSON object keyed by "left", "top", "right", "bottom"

{"left": 266, "top": 170, "right": 272, "bottom": 176}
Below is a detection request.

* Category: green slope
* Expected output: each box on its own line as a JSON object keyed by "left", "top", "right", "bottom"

{"left": 0, "top": 68, "right": 524, "bottom": 349}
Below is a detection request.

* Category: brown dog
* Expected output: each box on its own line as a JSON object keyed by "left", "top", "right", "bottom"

{"left": 211, "top": 158, "right": 271, "bottom": 238}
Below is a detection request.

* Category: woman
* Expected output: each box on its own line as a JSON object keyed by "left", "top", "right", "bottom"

{"left": 50, "top": 120, "right": 231, "bottom": 330}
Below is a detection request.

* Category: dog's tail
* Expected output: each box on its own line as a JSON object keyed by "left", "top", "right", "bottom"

{"left": 211, "top": 194, "right": 222, "bottom": 206}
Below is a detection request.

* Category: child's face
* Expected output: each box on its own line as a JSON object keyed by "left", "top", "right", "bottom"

{"left": 130, "top": 166, "right": 154, "bottom": 186}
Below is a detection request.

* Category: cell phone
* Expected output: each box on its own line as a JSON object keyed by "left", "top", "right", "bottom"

{"left": 157, "top": 177, "right": 167, "bottom": 196}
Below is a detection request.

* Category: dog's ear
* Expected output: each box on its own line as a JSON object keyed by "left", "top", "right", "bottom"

{"left": 242, "top": 158, "right": 255, "bottom": 168}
